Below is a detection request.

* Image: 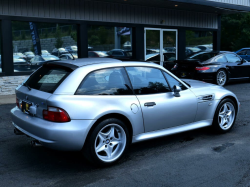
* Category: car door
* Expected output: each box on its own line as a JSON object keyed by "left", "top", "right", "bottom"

{"left": 125, "top": 66, "right": 197, "bottom": 132}
{"left": 225, "top": 53, "right": 249, "bottom": 78}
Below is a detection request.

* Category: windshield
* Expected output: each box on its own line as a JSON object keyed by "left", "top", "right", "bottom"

{"left": 188, "top": 52, "right": 219, "bottom": 62}
{"left": 43, "top": 56, "right": 60, "bottom": 61}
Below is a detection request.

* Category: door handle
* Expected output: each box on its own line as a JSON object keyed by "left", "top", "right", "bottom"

{"left": 144, "top": 102, "right": 156, "bottom": 107}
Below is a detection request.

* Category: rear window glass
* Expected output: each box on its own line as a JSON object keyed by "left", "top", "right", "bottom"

{"left": 188, "top": 52, "right": 219, "bottom": 62}
{"left": 25, "top": 65, "right": 72, "bottom": 93}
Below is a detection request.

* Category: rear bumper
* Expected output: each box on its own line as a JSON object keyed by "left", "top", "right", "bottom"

{"left": 11, "top": 107, "right": 96, "bottom": 151}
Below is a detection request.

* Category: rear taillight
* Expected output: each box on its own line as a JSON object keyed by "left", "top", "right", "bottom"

{"left": 43, "top": 107, "right": 71, "bottom": 122}
{"left": 195, "top": 67, "right": 210, "bottom": 71}
{"left": 16, "top": 98, "right": 19, "bottom": 108}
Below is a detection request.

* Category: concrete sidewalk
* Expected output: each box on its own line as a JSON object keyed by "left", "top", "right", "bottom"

{"left": 0, "top": 94, "right": 16, "bottom": 105}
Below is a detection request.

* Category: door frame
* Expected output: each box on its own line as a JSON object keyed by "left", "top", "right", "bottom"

{"left": 144, "top": 28, "right": 178, "bottom": 66}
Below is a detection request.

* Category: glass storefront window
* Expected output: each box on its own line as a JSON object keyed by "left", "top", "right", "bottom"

{"left": 12, "top": 21, "right": 77, "bottom": 72}
{"left": 88, "top": 26, "right": 132, "bottom": 59}
{"left": 186, "top": 31, "right": 213, "bottom": 57}
{"left": 0, "top": 21, "right": 2, "bottom": 73}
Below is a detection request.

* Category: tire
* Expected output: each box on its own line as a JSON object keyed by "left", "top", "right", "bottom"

{"left": 82, "top": 118, "right": 130, "bottom": 166}
{"left": 215, "top": 69, "right": 227, "bottom": 86}
{"left": 212, "top": 98, "right": 236, "bottom": 133}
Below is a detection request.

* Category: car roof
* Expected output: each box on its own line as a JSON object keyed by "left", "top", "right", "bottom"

{"left": 46, "top": 58, "right": 122, "bottom": 68}
{"left": 46, "top": 58, "right": 156, "bottom": 70}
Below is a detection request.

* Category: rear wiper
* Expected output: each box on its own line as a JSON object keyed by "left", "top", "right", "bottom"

{"left": 23, "top": 83, "right": 31, "bottom": 90}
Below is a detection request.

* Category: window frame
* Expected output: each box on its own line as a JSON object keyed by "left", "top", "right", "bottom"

{"left": 75, "top": 66, "right": 134, "bottom": 96}
{"left": 162, "top": 70, "right": 189, "bottom": 92}
{"left": 125, "top": 66, "right": 174, "bottom": 95}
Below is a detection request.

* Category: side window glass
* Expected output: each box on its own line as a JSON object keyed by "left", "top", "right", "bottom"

{"left": 237, "top": 50, "right": 247, "bottom": 55}
{"left": 214, "top": 55, "right": 227, "bottom": 63}
{"left": 247, "top": 50, "right": 250, "bottom": 55}
{"left": 126, "top": 67, "right": 171, "bottom": 95}
{"left": 163, "top": 72, "right": 187, "bottom": 91}
{"left": 76, "top": 67, "right": 133, "bottom": 95}
{"left": 225, "top": 54, "right": 241, "bottom": 63}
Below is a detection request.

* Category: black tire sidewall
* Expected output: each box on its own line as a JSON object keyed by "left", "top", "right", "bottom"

{"left": 83, "top": 118, "right": 130, "bottom": 166}
{"left": 212, "top": 98, "right": 237, "bottom": 133}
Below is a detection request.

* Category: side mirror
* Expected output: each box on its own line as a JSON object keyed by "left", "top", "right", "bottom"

{"left": 173, "top": 85, "right": 181, "bottom": 97}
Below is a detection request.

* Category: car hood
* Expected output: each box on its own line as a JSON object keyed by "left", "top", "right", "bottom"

{"left": 181, "top": 79, "right": 233, "bottom": 99}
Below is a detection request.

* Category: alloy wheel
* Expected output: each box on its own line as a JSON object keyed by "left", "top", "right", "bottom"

{"left": 217, "top": 70, "right": 227, "bottom": 86}
{"left": 94, "top": 124, "right": 126, "bottom": 162}
{"left": 218, "top": 102, "right": 235, "bottom": 130}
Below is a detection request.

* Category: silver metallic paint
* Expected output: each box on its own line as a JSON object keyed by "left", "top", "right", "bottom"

{"left": 11, "top": 107, "right": 95, "bottom": 151}
{"left": 11, "top": 59, "right": 240, "bottom": 151}
{"left": 133, "top": 119, "right": 213, "bottom": 143}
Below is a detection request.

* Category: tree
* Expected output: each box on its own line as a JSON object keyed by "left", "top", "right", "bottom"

{"left": 221, "top": 13, "right": 250, "bottom": 51}
{"left": 54, "top": 25, "right": 63, "bottom": 48}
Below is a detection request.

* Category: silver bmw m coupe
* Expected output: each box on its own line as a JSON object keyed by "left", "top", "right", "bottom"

{"left": 11, "top": 58, "right": 240, "bottom": 166}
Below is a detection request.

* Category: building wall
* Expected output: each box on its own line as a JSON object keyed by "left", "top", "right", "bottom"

{"left": 0, "top": 76, "right": 27, "bottom": 95}
{"left": 0, "top": 0, "right": 218, "bottom": 29}
{"left": 206, "top": 0, "right": 250, "bottom": 6}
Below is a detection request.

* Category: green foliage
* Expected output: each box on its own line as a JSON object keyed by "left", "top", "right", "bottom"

{"left": 186, "top": 31, "right": 213, "bottom": 47}
{"left": 44, "top": 28, "right": 48, "bottom": 38}
{"left": 21, "top": 31, "right": 26, "bottom": 40}
{"left": 30, "top": 45, "right": 34, "bottom": 53}
{"left": 221, "top": 13, "right": 250, "bottom": 51}
{"left": 70, "top": 31, "right": 77, "bottom": 41}
{"left": 54, "top": 25, "right": 63, "bottom": 48}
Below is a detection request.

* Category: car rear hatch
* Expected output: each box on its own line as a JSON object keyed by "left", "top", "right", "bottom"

{"left": 15, "top": 62, "right": 76, "bottom": 119}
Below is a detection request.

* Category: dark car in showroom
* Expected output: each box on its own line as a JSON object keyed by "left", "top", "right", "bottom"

{"left": 171, "top": 51, "right": 250, "bottom": 86}
{"left": 146, "top": 52, "right": 176, "bottom": 70}
{"left": 107, "top": 49, "right": 132, "bottom": 59}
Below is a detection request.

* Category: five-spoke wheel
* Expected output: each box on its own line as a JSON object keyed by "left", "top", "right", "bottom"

{"left": 82, "top": 118, "right": 129, "bottom": 166}
{"left": 213, "top": 98, "right": 236, "bottom": 133}
{"left": 95, "top": 124, "right": 126, "bottom": 162}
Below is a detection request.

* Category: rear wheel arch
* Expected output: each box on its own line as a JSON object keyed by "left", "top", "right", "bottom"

{"left": 84, "top": 113, "right": 133, "bottom": 148}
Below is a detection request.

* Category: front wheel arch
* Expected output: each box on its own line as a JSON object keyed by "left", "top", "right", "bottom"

{"left": 212, "top": 97, "right": 237, "bottom": 133}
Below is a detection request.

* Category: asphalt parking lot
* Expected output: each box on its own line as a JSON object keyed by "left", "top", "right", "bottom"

{"left": 1, "top": 81, "right": 250, "bottom": 187}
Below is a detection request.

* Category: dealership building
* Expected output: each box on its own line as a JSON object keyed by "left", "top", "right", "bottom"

{"left": 0, "top": 0, "right": 249, "bottom": 95}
